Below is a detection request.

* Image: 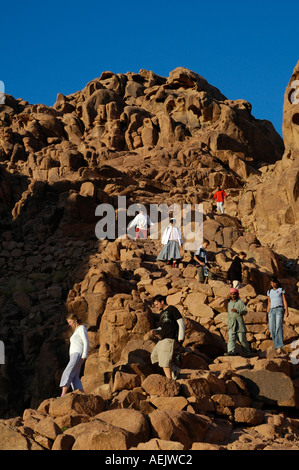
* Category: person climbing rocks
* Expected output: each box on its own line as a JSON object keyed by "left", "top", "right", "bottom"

{"left": 194, "top": 239, "right": 213, "bottom": 283}
{"left": 227, "top": 252, "right": 246, "bottom": 289}
{"left": 157, "top": 218, "right": 183, "bottom": 268}
{"left": 224, "top": 288, "right": 251, "bottom": 357}
{"left": 213, "top": 186, "right": 227, "bottom": 214}
{"left": 150, "top": 295, "right": 185, "bottom": 380}
{"left": 266, "top": 276, "right": 289, "bottom": 354}
{"left": 127, "top": 206, "right": 155, "bottom": 239}
{"left": 59, "top": 313, "right": 89, "bottom": 397}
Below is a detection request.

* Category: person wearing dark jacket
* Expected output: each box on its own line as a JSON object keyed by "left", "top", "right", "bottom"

{"left": 150, "top": 295, "right": 185, "bottom": 380}
{"left": 227, "top": 252, "right": 246, "bottom": 289}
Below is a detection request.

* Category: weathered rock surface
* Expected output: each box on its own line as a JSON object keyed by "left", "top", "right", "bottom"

{"left": 1, "top": 64, "right": 299, "bottom": 450}
{"left": 238, "top": 61, "right": 299, "bottom": 260}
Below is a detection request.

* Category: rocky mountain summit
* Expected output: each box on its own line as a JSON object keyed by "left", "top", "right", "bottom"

{"left": 1, "top": 64, "right": 299, "bottom": 450}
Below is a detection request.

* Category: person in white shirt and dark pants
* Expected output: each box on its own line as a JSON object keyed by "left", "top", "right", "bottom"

{"left": 60, "top": 314, "right": 89, "bottom": 396}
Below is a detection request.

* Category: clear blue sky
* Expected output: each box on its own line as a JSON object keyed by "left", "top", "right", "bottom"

{"left": 1, "top": 0, "right": 298, "bottom": 136}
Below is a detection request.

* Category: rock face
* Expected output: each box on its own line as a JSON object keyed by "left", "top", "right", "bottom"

{"left": 0, "top": 67, "right": 283, "bottom": 191}
{"left": 238, "top": 61, "right": 299, "bottom": 260}
{"left": 1, "top": 65, "right": 299, "bottom": 450}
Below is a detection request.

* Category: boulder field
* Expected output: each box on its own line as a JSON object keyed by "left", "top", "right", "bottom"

{"left": 1, "top": 64, "right": 299, "bottom": 450}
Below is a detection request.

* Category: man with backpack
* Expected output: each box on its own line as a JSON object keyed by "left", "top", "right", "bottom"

{"left": 194, "top": 240, "right": 213, "bottom": 283}
{"left": 150, "top": 295, "right": 185, "bottom": 380}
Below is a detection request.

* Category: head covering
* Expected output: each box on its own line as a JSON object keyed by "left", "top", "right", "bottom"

{"left": 229, "top": 288, "right": 239, "bottom": 294}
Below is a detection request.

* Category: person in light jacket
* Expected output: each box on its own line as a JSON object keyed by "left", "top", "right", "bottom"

{"left": 194, "top": 240, "right": 213, "bottom": 283}
{"left": 60, "top": 313, "right": 89, "bottom": 396}
{"left": 157, "top": 218, "right": 183, "bottom": 267}
{"left": 127, "top": 208, "right": 155, "bottom": 239}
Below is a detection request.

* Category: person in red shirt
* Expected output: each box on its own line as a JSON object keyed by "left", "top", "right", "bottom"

{"left": 213, "top": 186, "right": 227, "bottom": 214}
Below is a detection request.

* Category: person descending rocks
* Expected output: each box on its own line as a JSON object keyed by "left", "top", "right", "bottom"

{"left": 224, "top": 288, "right": 251, "bottom": 357}
{"left": 59, "top": 313, "right": 89, "bottom": 397}
{"left": 227, "top": 252, "right": 246, "bottom": 289}
{"left": 213, "top": 186, "right": 227, "bottom": 214}
{"left": 157, "top": 218, "right": 183, "bottom": 268}
{"left": 194, "top": 239, "right": 213, "bottom": 283}
{"left": 150, "top": 295, "right": 185, "bottom": 380}
{"left": 266, "top": 276, "right": 289, "bottom": 354}
{"left": 127, "top": 206, "right": 155, "bottom": 239}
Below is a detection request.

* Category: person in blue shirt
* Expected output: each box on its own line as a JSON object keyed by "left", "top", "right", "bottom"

{"left": 266, "top": 277, "right": 289, "bottom": 353}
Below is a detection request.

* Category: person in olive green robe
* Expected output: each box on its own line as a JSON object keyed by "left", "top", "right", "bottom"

{"left": 224, "top": 288, "right": 251, "bottom": 357}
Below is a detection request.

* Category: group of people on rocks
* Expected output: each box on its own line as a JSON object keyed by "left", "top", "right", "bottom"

{"left": 127, "top": 186, "right": 227, "bottom": 268}
{"left": 58, "top": 189, "right": 290, "bottom": 394}
{"left": 60, "top": 272, "right": 289, "bottom": 394}
{"left": 149, "top": 259, "right": 289, "bottom": 380}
